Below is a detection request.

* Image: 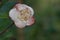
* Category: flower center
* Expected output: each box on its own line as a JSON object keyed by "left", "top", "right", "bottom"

{"left": 18, "top": 8, "right": 31, "bottom": 21}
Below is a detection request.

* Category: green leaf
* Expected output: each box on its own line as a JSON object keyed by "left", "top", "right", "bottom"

{"left": 2, "top": 0, "right": 8, "bottom": 4}
{"left": 0, "top": 0, "right": 8, "bottom": 8}
{"left": 0, "top": 1, "right": 16, "bottom": 18}
{"left": 0, "top": 18, "right": 12, "bottom": 32}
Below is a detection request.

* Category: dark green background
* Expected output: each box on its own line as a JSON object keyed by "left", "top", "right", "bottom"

{"left": 0, "top": 0, "right": 60, "bottom": 40}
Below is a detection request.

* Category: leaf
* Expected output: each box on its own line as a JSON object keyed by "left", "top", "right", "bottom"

{"left": 2, "top": 0, "right": 8, "bottom": 4}
{"left": 0, "top": 0, "right": 8, "bottom": 8}
{"left": 0, "top": 18, "right": 12, "bottom": 32}
{"left": 0, "top": 1, "right": 16, "bottom": 18}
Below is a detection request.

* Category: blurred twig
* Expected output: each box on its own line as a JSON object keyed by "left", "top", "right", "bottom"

{"left": 0, "top": 22, "right": 14, "bottom": 35}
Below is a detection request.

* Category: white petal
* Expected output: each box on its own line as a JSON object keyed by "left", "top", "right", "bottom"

{"left": 15, "top": 21, "right": 26, "bottom": 28}
{"left": 9, "top": 8, "right": 21, "bottom": 22}
{"left": 15, "top": 4, "right": 26, "bottom": 11}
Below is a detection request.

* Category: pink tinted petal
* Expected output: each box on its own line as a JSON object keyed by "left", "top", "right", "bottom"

{"left": 14, "top": 4, "right": 19, "bottom": 11}
{"left": 26, "top": 16, "right": 35, "bottom": 26}
{"left": 14, "top": 21, "right": 26, "bottom": 28}
{"left": 14, "top": 4, "right": 25, "bottom": 11}
{"left": 14, "top": 4, "right": 34, "bottom": 16}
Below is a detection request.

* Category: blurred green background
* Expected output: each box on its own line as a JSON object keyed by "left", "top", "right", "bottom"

{"left": 0, "top": 0, "right": 60, "bottom": 40}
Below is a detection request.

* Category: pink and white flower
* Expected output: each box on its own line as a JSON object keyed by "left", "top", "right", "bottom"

{"left": 9, "top": 3, "right": 35, "bottom": 28}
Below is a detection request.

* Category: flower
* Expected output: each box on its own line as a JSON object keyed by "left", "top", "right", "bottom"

{"left": 9, "top": 3, "right": 35, "bottom": 28}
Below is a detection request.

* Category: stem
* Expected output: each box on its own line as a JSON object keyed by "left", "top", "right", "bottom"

{"left": 17, "top": 0, "right": 23, "bottom": 3}
{"left": 17, "top": 28, "right": 24, "bottom": 40}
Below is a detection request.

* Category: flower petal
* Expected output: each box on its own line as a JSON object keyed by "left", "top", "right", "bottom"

{"left": 15, "top": 4, "right": 34, "bottom": 16}
{"left": 15, "top": 21, "right": 26, "bottom": 28}
{"left": 9, "top": 8, "right": 21, "bottom": 22}
{"left": 26, "top": 16, "right": 35, "bottom": 26}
